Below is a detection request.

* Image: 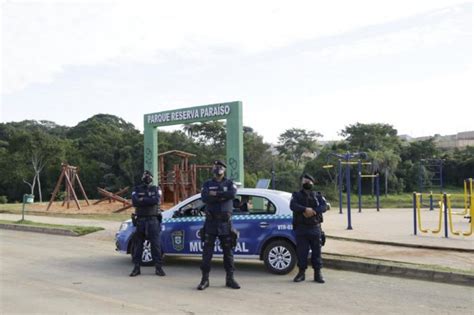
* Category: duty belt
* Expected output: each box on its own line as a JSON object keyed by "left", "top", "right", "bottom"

{"left": 206, "top": 212, "right": 231, "bottom": 221}
{"left": 136, "top": 216, "right": 160, "bottom": 220}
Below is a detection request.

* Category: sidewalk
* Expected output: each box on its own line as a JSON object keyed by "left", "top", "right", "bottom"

{"left": 323, "top": 208, "right": 473, "bottom": 251}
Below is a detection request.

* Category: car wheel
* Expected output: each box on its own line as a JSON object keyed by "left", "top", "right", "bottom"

{"left": 130, "top": 240, "right": 154, "bottom": 266}
{"left": 263, "top": 240, "right": 296, "bottom": 275}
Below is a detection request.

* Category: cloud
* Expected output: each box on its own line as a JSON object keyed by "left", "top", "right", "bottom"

{"left": 1, "top": 0, "right": 470, "bottom": 94}
{"left": 300, "top": 5, "right": 470, "bottom": 63}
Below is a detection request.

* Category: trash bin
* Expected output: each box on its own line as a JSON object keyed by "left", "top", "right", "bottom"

{"left": 23, "top": 194, "right": 34, "bottom": 204}
{"left": 21, "top": 194, "right": 34, "bottom": 221}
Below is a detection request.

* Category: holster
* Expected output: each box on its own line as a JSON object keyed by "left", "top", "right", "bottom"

{"left": 320, "top": 230, "right": 326, "bottom": 246}
{"left": 230, "top": 227, "right": 239, "bottom": 249}
{"left": 199, "top": 220, "right": 207, "bottom": 244}
{"left": 131, "top": 213, "right": 137, "bottom": 226}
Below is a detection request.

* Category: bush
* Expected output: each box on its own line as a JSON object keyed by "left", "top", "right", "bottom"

{"left": 0, "top": 196, "right": 7, "bottom": 204}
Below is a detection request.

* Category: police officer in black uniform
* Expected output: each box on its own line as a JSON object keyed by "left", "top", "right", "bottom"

{"left": 197, "top": 160, "right": 240, "bottom": 290}
{"left": 129, "top": 170, "right": 166, "bottom": 277}
{"left": 290, "top": 173, "right": 327, "bottom": 283}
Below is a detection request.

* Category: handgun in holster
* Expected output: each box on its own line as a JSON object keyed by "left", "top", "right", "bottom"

{"left": 156, "top": 209, "right": 163, "bottom": 223}
{"left": 230, "top": 226, "right": 239, "bottom": 249}
{"left": 131, "top": 213, "right": 137, "bottom": 226}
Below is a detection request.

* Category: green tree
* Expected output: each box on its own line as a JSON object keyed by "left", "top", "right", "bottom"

{"left": 66, "top": 114, "right": 144, "bottom": 195}
{"left": 341, "top": 123, "right": 401, "bottom": 194}
{"left": 340, "top": 123, "right": 401, "bottom": 152}
{"left": 276, "top": 128, "right": 322, "bottom": 169}
{"left": 370, "top": 149, "right": 401, "bottom": 196}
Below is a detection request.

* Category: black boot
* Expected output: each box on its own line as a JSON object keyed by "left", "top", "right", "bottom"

{"left": 226, "top": 273, "right": 241, "bottom": 289}
{"left": 197, "top": 273, "right": 210, "bottom": 290}
{"left": 314, "top": 269, "right": 325, "bottom": 283}
{"left": 155, "top": 266, "right": 166, "bottom": 276}
{"left": 129, "top": 264, "right": 141, "bottom": 277}
{"left": 293, "top": 269, "right": 305, "bottom": 282}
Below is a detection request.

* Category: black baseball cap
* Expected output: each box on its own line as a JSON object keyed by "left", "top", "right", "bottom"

{"left": 214, "top": 160, "right": 227, "bottom": 168}
{"left": 301, "top": 173, "right": 315, "bottom": 183}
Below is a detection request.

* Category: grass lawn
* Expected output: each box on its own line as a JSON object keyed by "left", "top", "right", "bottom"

{"left": 325, "top": 188, "right": 468, "bottom": 209}
{"left": 0, "top": 219, "right": 104, "bottom": 236}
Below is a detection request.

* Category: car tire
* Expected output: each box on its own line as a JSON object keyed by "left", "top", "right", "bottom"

{"left": 130, "top": 240, "right": 154, "bottom": 266}
{"left": 262, "top": 240, "right": 296, "bottom": 275}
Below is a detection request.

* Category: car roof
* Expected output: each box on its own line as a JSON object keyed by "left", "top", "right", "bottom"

{"left": 163, "top": 188, "right": 292, "bottom": 216}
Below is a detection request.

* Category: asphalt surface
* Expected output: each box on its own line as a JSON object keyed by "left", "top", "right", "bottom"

{"left": 1, "top": 229, "right": 473, "bottom": 315}
{"left": 1, "top": 212, "right": 472, "bottom": 273}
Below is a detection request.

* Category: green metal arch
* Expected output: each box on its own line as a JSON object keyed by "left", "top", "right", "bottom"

{"left": 143, "top": 101, "right": 244, "bottom": 186}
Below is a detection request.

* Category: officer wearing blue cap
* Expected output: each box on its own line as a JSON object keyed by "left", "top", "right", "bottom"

{"left": 290, "top": 173, "right": 327, "bottom": 283}
{"left": 197, "top": 160, "right": 240, "bottom": 290}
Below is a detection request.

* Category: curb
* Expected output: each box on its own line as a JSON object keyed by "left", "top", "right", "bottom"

{"left": 0, "top": 223, "right": 79, "bottom": 236}
{"left": 322, "top": 253, "right": 474, "bottom": 287}
{"left": 326, "top": 235, "right": 474, "bottom": 253}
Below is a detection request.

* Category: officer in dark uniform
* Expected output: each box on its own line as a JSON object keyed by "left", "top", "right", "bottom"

{"left": 197, "top": 160, "right": 240, "bottom": 290}
{"left": 129, "top": 170, "right": 166, "bottom": 277}
{"left": 290, "top": 173, "right": 327, "bottom": 283}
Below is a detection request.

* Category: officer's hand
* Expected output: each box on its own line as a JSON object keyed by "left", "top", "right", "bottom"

{"left": 209, "top": 191, "right": 217, "bottom": 196}
{"left": 304, "top": 208, "right": 316, "bottom": 218}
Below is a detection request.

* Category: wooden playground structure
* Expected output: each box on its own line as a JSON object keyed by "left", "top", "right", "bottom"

{"left": 159, "top": 150, "right": 211, "bottom": 204}
{"left": 45, "top": 151, "right": 210, "bottom": 213}
{"left": 46, "top": 163, "right": 89, "bottom": 210}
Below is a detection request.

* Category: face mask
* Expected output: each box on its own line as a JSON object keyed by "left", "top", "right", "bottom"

{"left": 142, "top": 175, "right": 152, "bottom": 184}
{"left": 303, "top": 183, "right": 313, "bottom": 190}
{"left": 213, "top": 167, "right": 224, "bottom": 176}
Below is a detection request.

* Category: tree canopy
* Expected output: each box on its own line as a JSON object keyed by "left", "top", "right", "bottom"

{"left": 0, "top": 117, "right": 471, "bottom": 203}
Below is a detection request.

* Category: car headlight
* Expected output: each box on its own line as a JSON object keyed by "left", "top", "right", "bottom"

{"left": 118, "top": 222, "right": 130, "bottom": 232}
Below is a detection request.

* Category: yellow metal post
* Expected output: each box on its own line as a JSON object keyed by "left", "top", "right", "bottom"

{"left": 446, "top": 194, "right": 461, "bottom": 236}
{"left": 416, "top": 193, "right": 429, "bottom": 233}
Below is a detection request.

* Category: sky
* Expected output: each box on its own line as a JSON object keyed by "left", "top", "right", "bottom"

{"left": 1, "top": 0, "right": 472, "bottom": 143}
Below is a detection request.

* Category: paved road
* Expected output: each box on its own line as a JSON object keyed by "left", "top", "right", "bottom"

{"left": 2, "top": 213, "right": 473, "bottom": 272}
{"left": 1, "top": 230, "right": 472, "bottom": 314}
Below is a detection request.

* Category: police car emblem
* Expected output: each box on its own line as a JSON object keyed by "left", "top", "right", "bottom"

{"left": 171, "top": 230, "right": 185, "bottom": 251}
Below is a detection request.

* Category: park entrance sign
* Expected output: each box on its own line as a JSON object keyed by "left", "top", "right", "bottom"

{"left": 144, "top": 101, "right": 244, "bottom": 185}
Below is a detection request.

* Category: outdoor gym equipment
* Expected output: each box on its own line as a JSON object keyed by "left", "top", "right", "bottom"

{"left": 413, "top": 192, "right": 444, "bottom": 235}
{"left": 325, "top": 152, "right": 368, "bottom": 230}
{"left": 452, "top": 178, "right": 473, "bottom": 217}
{"left": 413, "top": 191, "right": 473, "bottom": 238}
{"left": 357, "top": 160, "right": 380, "bottom": 212}
{"left": 418, "top": 158, "right": 444, "bottom": 209}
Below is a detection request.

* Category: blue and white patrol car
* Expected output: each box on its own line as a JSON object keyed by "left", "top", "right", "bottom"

{"left": 115, "top": 188, "right": 297, "bottom": 274}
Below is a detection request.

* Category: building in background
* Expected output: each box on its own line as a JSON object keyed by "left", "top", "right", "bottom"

{"left": 399, "top": 131, "right": 474, "bottom": 149}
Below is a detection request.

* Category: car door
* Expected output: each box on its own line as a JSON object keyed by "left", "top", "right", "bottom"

{"left": 162, "top": 198, "right": 206, "bottom": 255}
{"left": 231, "top": 194, "right": 278, "bottom": 256}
